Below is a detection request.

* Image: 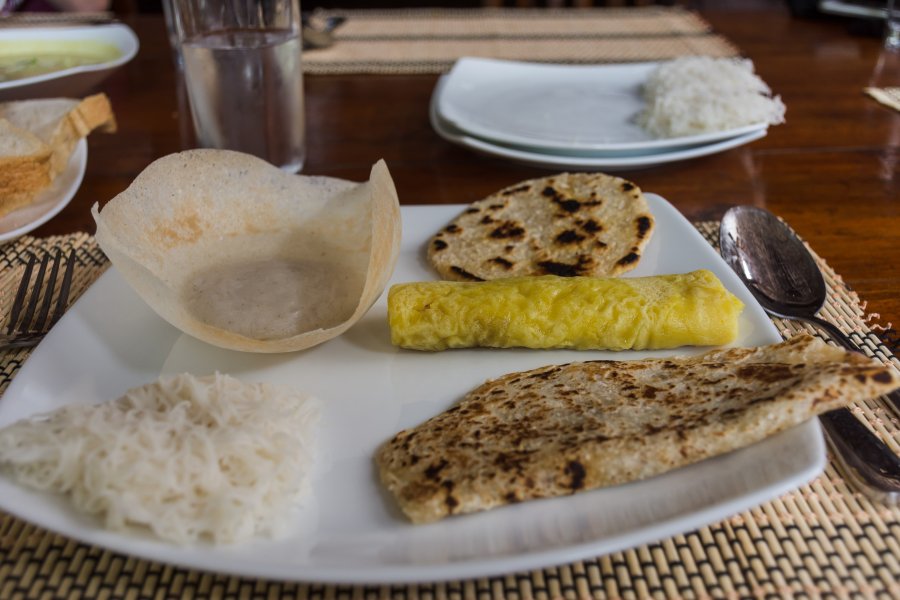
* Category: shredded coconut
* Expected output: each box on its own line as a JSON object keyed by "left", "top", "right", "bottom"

{"left": 637, "top": 56, "right": 786, "bottom": 138}
{"left": 0, "top": 373, "right": 320, "bottom": 545}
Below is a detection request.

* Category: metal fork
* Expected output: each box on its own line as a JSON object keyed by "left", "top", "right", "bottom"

{"left": 1, "top": 249, "right": 76, "bottom": 350}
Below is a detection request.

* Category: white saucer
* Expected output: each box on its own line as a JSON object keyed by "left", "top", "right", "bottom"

{"left": 437, "top": 57, "right": 768, "bottom": 154}
{"left": 431, "top": 80, "right": 766, "bottom": 171}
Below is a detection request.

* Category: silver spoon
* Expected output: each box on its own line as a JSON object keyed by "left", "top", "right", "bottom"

{"left": 720, "top": 205, "right": 900, "bottom": 504}
{"left": 301, "top": 14, "right": 346, "bottom": 50}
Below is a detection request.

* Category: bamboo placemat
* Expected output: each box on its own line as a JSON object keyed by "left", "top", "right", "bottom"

{"left": 1, "top": 228, "right": 899, "bottom": 598}
{"left": 303, "top": 7, "right": 739, "bottom": 75}
{"left": 0, "top": 12, "right": 115, "bottom": 25}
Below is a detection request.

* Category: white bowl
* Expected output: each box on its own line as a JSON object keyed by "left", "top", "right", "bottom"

{"left": 0, "top": 23, "right": 139, "bottom": 101}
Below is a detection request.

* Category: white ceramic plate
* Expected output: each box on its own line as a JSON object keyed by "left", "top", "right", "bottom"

{"left": 431, "top": 79, "right": 767, "bottom": 171}
{"left": 0, "top": 24, "right": 139, "bottom": 101}
{"left": 0, "top": 139, "right": 86, "bottom": 244}
{"left": 437, "top": 57, "right": 768, "bottom": 154}
{"left": 0, "top": 198, "right": 825, "bottom": 584}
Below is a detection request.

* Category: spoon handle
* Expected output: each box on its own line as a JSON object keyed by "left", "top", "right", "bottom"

{"left": 819, "top": 409, "right": 900, "bottom": 504}
{"left": 805, "top": 315, "right": 900, "bottom": 421}
{"left": 806, "top": 316, "right": 860, "bottom": 352}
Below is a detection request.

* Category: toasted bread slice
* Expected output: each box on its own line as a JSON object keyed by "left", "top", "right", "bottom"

{"left": 0, "top": 119, "right": 53, "bottom": 217}
{"left": 0, "top": 94, "right": 115, "bottom": 218}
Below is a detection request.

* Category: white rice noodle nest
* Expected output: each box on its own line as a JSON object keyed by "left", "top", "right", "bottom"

{"left": 637, "top": 56, "right": 786, "bottom": 138}
{"left": 0, "top": 373, "right": 321, "bottom": 545}
{"left": 92, "top": 150, "right": 401, "bottom": 353}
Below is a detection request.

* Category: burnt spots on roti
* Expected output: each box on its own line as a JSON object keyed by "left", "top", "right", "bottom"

{"left": 873, "top": 371, "right": 894, "bottom": 384}
{"left": 504, "top": 244, "right": 515, "bottom": 253}
{"left": 541, "top": 184, "right": 588, "bottom": 213}
{"left": 616, "top": 249, "right": 641, "bottom": 266}
{"left": 480, "top": 215, "right": 495, "bottom": 225}
{"left": 577, "top": 218, "right": 603, "bottom": 234}
{"left": 554, "top": 229, "right": 586, "bottom": 245}
{"left": 464, "top": 207, "right": 479, "bottom": 214}
{"left": 488, "top": 203, "right": 506, "bottom": 211}
{"left": 450, "top": 266, "right": 485, "bottom": 281}
{"left": 529, "top": 366, "right": 562, "bottom": 380}
{"left": 621, "top": 181, "right": 635, "bottom": 192}
{"left": 444, "top": 224, "right": 461, "bottom": 234}
{"left": 537, "top": 255, "right": 594, "bottom": 277}
{"left": 564, "top": 460, "right": 586, "bottom": 491}
{"left": 538, "top": 260, "right": 580, "bottom": 277}
{"left": 737, "top": 364, "right": 797, "bottom": 384}
{"left": 432, "top": 239, "right": 448, "bottom": 251}
{"left": 501, "top": 184, "right": 531, "bottom": 196}
{"left": 559, "top": 194, "right": 600, "bottom": 211}
{"left": 556, "top": 198, "right": 582, "bottom": 213}
{"left": 424, "top": 459, "right": 448, "bottom": 481}
{"left": 489, "top": 221, "right": 526, "bottom": 239}
{"left": 636, "top": 215, "right": 652, "bottom": 239}
{"left": 442, "top": 480, "right": 458, "bottom": 512}
{"left": 488, "top": 256, "right": 514, "bottom": 269}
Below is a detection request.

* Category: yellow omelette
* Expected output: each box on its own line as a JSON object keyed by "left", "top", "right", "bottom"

{"left": 388, "top": 269, "right": 743, "bottom": 351}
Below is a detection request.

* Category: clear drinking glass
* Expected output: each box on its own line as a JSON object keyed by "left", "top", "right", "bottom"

{"left": 887, "top": 0, "right": 900, "bottom": 50}
{"left": 161, "top": 0, "right": 182, "bottom": 67}
{"left": 171, "top": 0, "right": 306, "bottom": 173}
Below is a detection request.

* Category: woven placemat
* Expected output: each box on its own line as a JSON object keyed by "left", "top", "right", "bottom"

{"left": 0, "top": 12, "right": 115, "bottom": 25}
{"left": 1, "top": 226, "right": 899, "bottom": 598}
{"left": 303, "top": 7, "right": 739, "bottom": 75}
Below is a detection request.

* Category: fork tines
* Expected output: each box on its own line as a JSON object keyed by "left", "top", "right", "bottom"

{"left": 6, "top": 249, "right": 77, "bottom": 337}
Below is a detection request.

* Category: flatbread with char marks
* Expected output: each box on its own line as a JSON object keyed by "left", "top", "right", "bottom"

{"left": 427, "top": 172, "right": 654, "bottom": 281}
{"left": 376, "top": 335, "right": 900, "bottom": 524}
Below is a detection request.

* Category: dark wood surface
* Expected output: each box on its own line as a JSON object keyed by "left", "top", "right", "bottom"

{"left": 34, "top": 7, "right": 900, "bottom": 335}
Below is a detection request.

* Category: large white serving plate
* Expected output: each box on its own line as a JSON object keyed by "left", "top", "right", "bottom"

{"left": 0, "top": 139, "right": 86, "bottom": 244}
{"left": 431, "top": 80, "right": 767, "bottom": 171}
{"left": 437, "top": 57, "right": 768, "bottom": 154}
{"left": 0, "top": 197, "right": 825, "bottom": 584}
{"left": 0, "top": 24, "right": 139, "bottom": 101}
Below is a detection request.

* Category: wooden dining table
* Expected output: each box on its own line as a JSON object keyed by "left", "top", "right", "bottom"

{"left": 3, "top": 4, "right": 900, "bottom": 598}
{"left": 33, "top": 6, "right": 900, "bottom": 336}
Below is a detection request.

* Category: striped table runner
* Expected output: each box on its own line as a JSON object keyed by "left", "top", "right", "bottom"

{"left": 303, "top": 7, "right": 739, "bottom": 75}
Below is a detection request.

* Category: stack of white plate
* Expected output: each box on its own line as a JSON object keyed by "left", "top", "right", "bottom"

{"left": 431, "top": 57, "right": 769, "bottom": 171}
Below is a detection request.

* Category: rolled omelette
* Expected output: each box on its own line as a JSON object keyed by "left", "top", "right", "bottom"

{"left": 388, "top": 269, "right": 744, "bottom": 351}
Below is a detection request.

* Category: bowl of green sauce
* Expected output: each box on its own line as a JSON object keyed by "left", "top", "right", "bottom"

{"left": 0, "top": 23, "right": 139, "bottom": 100}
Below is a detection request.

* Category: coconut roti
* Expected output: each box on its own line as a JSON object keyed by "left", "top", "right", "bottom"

{"left": 427, "top": 172, "right": 654, "bottom": 281}
{"left": 376, "top": 335, "right": 900, "bottom": 524}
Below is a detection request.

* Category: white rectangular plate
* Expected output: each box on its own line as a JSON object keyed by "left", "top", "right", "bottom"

{"left": 0, "top": 196, "right": 825, "bottom": 584}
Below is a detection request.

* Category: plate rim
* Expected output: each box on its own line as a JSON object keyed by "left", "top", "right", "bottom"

{"left": 437, "top": 56, "right": 769, "bottom": 152}
{"left": 0, "top": 199, "right": 825, "bottom": 584}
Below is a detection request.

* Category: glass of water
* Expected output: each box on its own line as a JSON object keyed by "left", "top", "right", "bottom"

{"left": 171, "top": 0, "right": 306, "bottom": 173}
{"left": 887, "top": 0, "right": 900, "bottom": 51}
